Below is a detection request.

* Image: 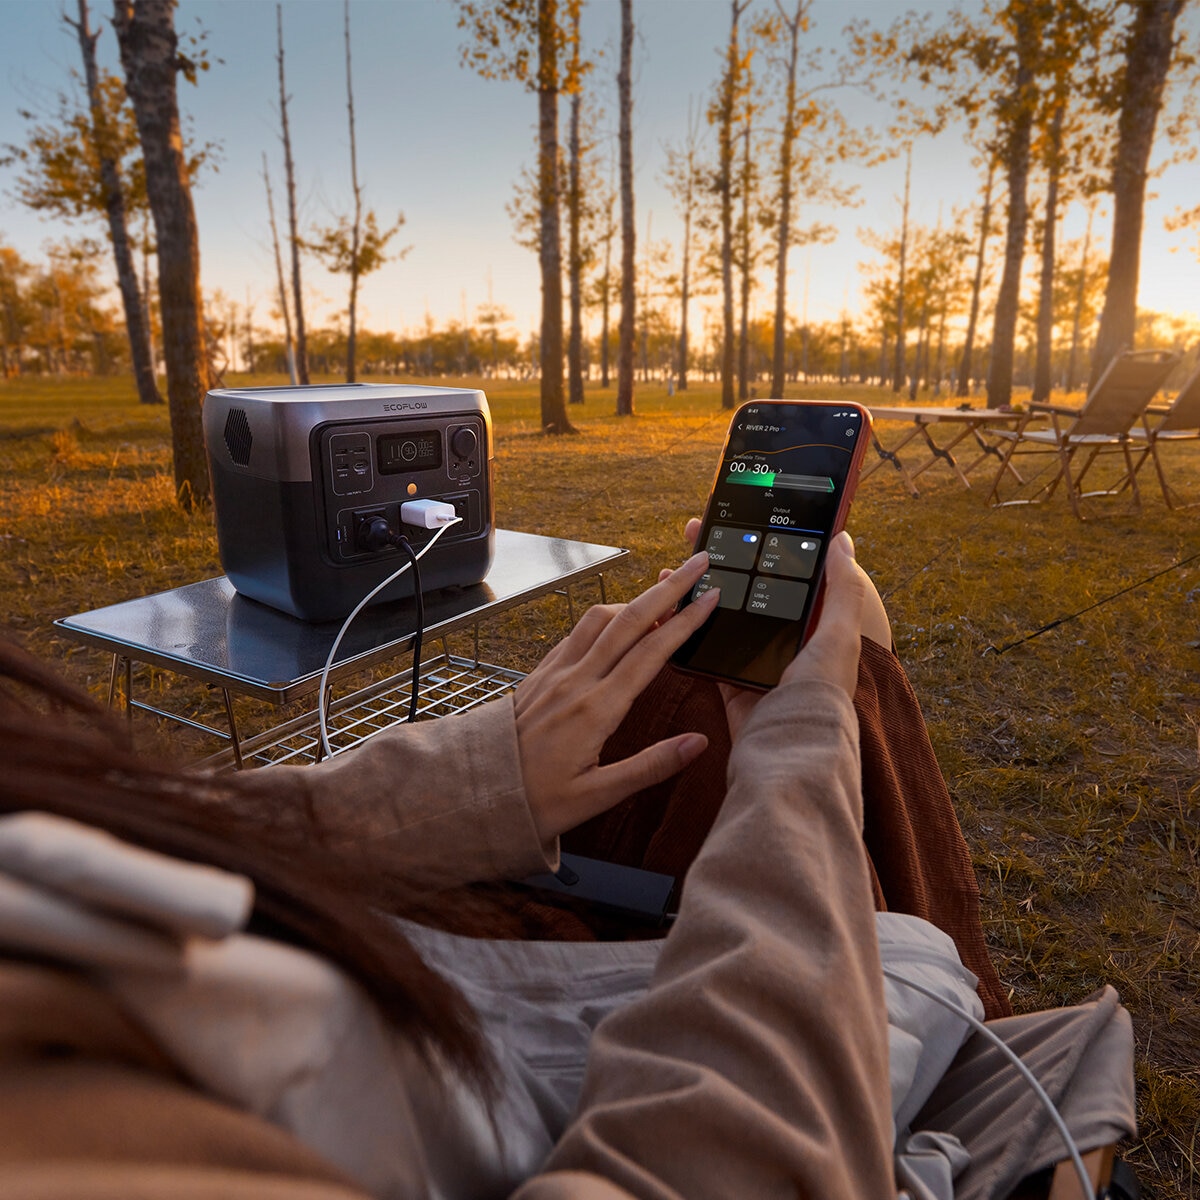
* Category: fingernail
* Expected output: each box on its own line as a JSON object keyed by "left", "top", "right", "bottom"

{"left": 698, "top": 585, "right": 721, "bottom": 606}
{"left": 680, "top": 550, "right": 709, "bottom": 573}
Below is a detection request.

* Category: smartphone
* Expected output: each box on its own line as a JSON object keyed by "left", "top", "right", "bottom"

{"left": 670, "top": 399, "right": 872, "bottom": 690}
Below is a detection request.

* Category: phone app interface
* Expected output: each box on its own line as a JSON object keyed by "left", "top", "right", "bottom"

{"left": 677, "top": 403, "right": 863, "bottom": 687}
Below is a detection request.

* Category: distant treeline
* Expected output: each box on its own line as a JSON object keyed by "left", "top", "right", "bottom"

{"left": 5, "top": 229, "right": 1196, "bottom": 398}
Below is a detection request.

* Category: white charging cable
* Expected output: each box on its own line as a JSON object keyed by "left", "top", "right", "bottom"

{"left": 881, "top": 966, "right": 1097, "bottom": 1200}
{"left": 317, "top": 515, "right": 460, "bottom": 760}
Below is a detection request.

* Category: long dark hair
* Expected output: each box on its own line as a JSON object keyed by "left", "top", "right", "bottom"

{"left": 0, "top": 638, "right": 491, "bottom": 1089}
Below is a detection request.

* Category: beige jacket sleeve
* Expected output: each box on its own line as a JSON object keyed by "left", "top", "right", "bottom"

{"left": 234, "top": 695, "right": 558, "bottom": 888}
{"left": 514, "top": 679, "right": 896, "bottom": 1200}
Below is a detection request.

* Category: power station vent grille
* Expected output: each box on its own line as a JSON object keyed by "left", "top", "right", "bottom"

{"left": 224, "top": 407, "right": 253, "bottom": 466}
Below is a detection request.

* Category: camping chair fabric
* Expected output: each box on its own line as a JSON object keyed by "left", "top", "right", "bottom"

{"left": 984, "top": 349, "right": 1180, "bottom": 519}
{"left": 1126, "top": 359, "right": 1200, "bottom": 508}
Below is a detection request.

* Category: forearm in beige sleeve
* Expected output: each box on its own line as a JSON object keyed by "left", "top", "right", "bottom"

{"left": 515, "top": 681, "right": 896, "bottom": 1200}
{"left": 231, "top": 696, "right": 557, "bottom": 888}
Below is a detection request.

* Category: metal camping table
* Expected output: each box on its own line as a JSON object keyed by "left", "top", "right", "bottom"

{"left": 54, "top": 529, "right": 627, "bottom": 769}
{"left": 862, "top": 405, "right": 1039, "bottom": 497}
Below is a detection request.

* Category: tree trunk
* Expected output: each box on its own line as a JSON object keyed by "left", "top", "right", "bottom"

{"left": 262, "top": 154, "right": 296, "bottom": 384}
{"left": 737, "top": 111, "right": 753, "bottom": 401}
{"left": 717, "top": 1, "right": 748, "bottom": 409}
{"left": 74, "top": 0, "right": 161, "bottom": 406}
{"left": 537, "top": 0, "right": 574, "bottom": 432}
{"left": 892, "top": 146, "right": 911, "bottom": 394}
{"left": 344, "top": 0, "right": 362, "bottom": 384}
{"left": 276, "top": 4, "right": 309, "bottom": 384}
{"left": 139, "top": 217, "right": 157, "bottom": 372}
{"left": 567, "top": 89, "right": 585, "bottom": 404}
{"left": 770, "top": 1, "right": 807, "bottom": 398}
{"left": 1066, "top": 204, "right": 1094, "bottom": 391}
{"left": 676, "top": 108, "right": 698, "bottom": 392}
{"left": 600, "top": 190, "right": 612, "bottom": 388}
{"left": 908, "top": 296, "right": 929, "bottom": 401}
{"left": 113, "top": 0, "right": 210, "bottom": 508}
{"left": 986, "top": 21, "right": 1036, "bottom": 409}
{"left": 677, "top": 195, "right": 691, "bottom": 390}
{"left": 1089, "top": 0, "right": 1185, "bottom": 389}
{"left": 1032, "top": 103, "right": 1065, "bottom": 404}
{"left": 616, "top": 0, "right": 635, "bottom": 416}
{"left": 957, "top": 157, "right": 995, "bottom": 397}
{"left": 934, "top": 295, "right": 948, "bottom": 390}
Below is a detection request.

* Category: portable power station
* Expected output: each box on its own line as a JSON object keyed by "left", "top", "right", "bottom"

{"left": 203, "top": 383, "right": 494, "bottom": 622}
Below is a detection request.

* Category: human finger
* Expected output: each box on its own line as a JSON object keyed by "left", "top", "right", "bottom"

{"left": 604, "top": 582, "right": 720, "bottom": 700}
{"left": 584, "top": 551, "right": 709, "bottom": 675}
{"left": 513, "top": 603, "right": 625, "bottom": 714}
{"left": 546, "top": 733, "right": 710, "bottom": 837}
{"left": 538, "top": 602, "right": 624, "bottom": 670}
{"left": 778, "top": 531, "right": 864, "bottom": 698}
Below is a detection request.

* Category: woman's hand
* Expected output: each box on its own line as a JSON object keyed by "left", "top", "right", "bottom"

{"left": 720, "top": 531, "right": 865, "bottom": 742}
{"left": 513, "top": 553, "right": 720, "bottom": 845}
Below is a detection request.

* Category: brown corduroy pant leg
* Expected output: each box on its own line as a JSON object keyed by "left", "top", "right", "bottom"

{"left": 550, "top": 638, "right": 1010, "bottom": 1020}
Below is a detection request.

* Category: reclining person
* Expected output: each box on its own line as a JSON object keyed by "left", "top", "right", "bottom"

{"left": 0, "top": 534, "right": 1132, "bottom": 1200}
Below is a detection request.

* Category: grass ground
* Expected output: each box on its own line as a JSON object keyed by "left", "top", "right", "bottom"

{"left": 2, "top": 372, "right": 1199, "bottom": 1195}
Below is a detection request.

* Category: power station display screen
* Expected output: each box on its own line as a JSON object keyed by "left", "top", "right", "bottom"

{"left": 378, "top": 429, "right": 442, "bottom": 474}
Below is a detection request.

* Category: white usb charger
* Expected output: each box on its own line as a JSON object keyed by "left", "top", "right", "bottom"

{"left": 401, "top": 498, "right": 459, "bottom": 529}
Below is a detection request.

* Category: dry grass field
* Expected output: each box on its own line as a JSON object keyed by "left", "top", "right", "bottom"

{"left": 2, "top": 372, "right": 1199, "bottom": 1195}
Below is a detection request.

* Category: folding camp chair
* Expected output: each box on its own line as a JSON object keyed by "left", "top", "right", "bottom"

{"left": 1126, "top": 357, "right": 1200, "bottom": 509}
{"left": 984, "top": 349, "right": 1181, "bottom": 520}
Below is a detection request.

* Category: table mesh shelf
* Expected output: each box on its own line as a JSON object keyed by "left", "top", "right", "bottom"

{"left": 199, "top": 654, "right": 525, "bottom": 770}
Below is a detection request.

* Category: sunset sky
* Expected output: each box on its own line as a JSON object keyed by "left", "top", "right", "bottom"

{"left": 3, "top": 0, "right": 1200, "bottom": 348}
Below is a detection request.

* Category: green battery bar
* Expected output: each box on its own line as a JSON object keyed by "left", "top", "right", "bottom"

{"left": 726, "top": 469, "right": 777, "bottom": 487}
{"left": 725, "top": 471, "right": 834, "bottom": 492}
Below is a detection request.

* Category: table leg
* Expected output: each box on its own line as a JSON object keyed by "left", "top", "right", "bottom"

{"left": 116, "top": 657, "right": 133, "bottom": 726}
{"left": 106, "top": 653, "right": 122, "bottom": 709}
{"left": 913, "top": 425, "right": 974, "bottom": 488}
{"left": 219, "top": 688, "right": 244, "bottom": 770}
{"left": 865, "top": 427, "right": 922, "bottom": 497}
{"left": 965, "top": 427, "right": 1026, "bottom": 485}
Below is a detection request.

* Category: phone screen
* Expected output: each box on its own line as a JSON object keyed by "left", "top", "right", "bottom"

{"left": 670, "top": 401, "right": 870, "bottom": 690}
